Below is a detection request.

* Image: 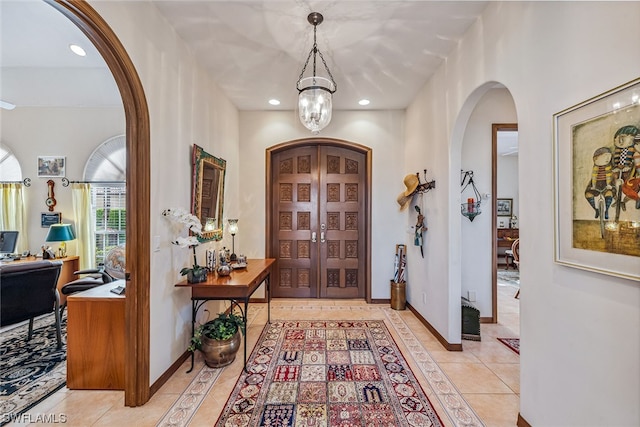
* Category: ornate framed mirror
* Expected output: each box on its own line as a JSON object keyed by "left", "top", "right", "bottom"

{"left": 192, "top": 144, "right": 226, "bottom": 241}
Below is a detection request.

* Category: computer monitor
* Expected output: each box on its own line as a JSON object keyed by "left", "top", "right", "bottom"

{"left": 0, "top": 231, "right": 19, "bottom": 254}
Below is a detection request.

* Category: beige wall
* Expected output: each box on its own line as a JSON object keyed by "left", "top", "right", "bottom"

{"left": 405, "top": 2, "right": 640, "bottom": 425}
{"left": 91, "top": 0, "right": 240, "bottom": 383}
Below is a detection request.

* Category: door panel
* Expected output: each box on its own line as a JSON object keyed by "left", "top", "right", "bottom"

{"left": 271, "top": 147, "right": 319, "bottom": 298}
{"left": 319, "top": 146, "right": 365, "bottom": 298}
{"left": 271, "top": 144, "right": 365, "bottom": 299}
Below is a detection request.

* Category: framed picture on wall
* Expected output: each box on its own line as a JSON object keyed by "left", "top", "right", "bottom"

{"left": 553, "top": 77, "right": 640, "bottom": 281}
{"left": 41, "top": 212, "right": 61, "bottom": 227}
{"left": 496, "top": 198, "right": 513, "bottom": 216}
{"left": 37, "top": 156, "right": 66, "bottom": 178}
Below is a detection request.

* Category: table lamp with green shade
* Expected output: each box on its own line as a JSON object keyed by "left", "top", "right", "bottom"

{"left": 45, "top": 223, "right": 76, "bottom": 257}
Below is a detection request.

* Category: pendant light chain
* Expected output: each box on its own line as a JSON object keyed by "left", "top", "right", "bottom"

{"left": 296, "top": 11, "right": 337, "bottom": 133}
{"left": 296, "top": 13, "right": 337, "bottom": 93}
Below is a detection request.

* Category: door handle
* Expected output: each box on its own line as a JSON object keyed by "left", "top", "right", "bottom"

{"left": 320, "top": 231, "right": 326, "bottom": 243}
{"left": 312, "top": 232, "right": 317, "bottom": 243}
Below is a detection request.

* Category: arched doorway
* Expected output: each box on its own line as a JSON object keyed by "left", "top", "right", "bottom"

{"left": 450, "top": 82, "right": 518, "bottom": 339}
{"left": 266, "top": 138, "right": 372, "bottom": 301}
{"left": 48, "top": 0, "right": 150, "bottom": 406}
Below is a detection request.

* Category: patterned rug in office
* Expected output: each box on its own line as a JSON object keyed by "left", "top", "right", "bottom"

{"left": 0, "top": 314, "right": 67, "bottom": 426}
{"left": 497, "top": 337, "right": 520, "bottom": 355}
{"left": 497, "top": 270, "right": 520, "bottom": 287}
{"left": 216, "top": 320, "right": 443, "bottom": 427}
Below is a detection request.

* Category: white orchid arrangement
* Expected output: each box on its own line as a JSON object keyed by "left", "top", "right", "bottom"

{"left": 162, "top": 208, "right": 205, "bottom": 276}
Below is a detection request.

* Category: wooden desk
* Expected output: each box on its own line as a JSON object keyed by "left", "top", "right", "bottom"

{"left": 175, "top": 258, "right": 275, "bottom": 372}
{"left": 0, "top": 255, "right": 79, "bottom": 305}
{"left": 66, "top": 281, "right": 125, "bottom": 390}
{"left": 497, "top": 229, "right": 518, "bottom": 268}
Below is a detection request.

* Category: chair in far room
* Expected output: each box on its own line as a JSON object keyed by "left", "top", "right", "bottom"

{"left": 509, "top": 239, "right": 521, "bottom": 298}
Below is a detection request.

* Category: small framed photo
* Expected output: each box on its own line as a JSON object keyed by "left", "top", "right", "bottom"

{"left": 41, "top": 212, "right": 61, "bottom": 228}
{"left": 496, "top": 198, "right": 513, "bottom": 216}
{"left": 37, "top": 156, "right": 66, "bottom": 178}
{"left": 554, "top": 77, "right": 640, "bottom": 281}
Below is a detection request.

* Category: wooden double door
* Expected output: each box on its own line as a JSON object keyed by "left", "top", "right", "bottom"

{"left": 270, "top": 143, "right": 367, "bottom": 299}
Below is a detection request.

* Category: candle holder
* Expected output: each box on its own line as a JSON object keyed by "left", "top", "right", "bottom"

{"left": 460, "top": 170, "right": 482, "bottom": 222}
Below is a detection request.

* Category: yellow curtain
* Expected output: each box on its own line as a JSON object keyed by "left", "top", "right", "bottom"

{"left": 0, "top": 183, "right": 28, "bottom": 252}
{"left": 72, "top": 183, "right": 95, "bottom": 269}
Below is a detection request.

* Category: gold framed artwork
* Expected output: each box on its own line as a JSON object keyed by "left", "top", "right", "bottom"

{"left": 553, "top": 77, "right": 640, "bottom": 281}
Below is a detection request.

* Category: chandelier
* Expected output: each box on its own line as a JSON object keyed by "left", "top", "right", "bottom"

{"left": 296, "top": 12, "right": 337, "bottom": 134}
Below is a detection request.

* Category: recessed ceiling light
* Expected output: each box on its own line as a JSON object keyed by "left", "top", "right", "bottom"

{"left": 268, "top": 99, "right": 281, "bottom": 106}
{"left": 358, "top": 99, "right": 370, "bottom": 106}
{"left": 69, "top": 44, "right": 86, "bottom": 57}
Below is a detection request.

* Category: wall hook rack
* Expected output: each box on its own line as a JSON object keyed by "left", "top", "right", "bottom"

{"left": 415, "top": 169, "right": 436, "bottom": 194}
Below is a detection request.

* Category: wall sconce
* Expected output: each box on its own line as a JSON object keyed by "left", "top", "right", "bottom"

{"left": 45, "top": 223, "right": 76, "bottom": 257}
{"left": 460, "top": 170, "right": 482, "bottom": 222}
{"left": 227, "top": 219, "right": 238, "bottom": 262}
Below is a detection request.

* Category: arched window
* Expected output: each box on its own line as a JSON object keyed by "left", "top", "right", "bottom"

{"left": 85, "top": 135, "right": 125, "bottom": 265}
{"left": 0, "top": 143, "right": 22, "bottom": 181}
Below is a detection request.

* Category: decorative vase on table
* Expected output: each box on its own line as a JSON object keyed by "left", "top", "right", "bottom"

{"left": 217, "top": 251, "right": 231, "bottom": 276}
{"left": 217, "top": 263, "right": 231, "bottom": 277}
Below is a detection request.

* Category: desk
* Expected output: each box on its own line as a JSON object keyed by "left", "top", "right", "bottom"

{"left": 175, "top": 258, "right": 275, "bottom": 372}
{"left": 0, "top": 255, "right": 79, "bottom": 305}
{"left": 497, "top": 229, "right": 518, "bottom": 268}
{"left": 66, "top": 281, "right": 125, "bottom": 389}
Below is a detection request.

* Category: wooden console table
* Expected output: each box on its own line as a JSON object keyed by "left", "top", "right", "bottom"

{"left": 175, "top": 258, "right": 275, "bottom": 372}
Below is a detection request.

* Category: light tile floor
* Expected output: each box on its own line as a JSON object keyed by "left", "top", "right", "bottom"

{"left": 12, "top": 276, "right": 520, "bottom": 427}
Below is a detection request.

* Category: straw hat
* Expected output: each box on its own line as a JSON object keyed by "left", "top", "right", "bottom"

{"left": 396, "top": 174, "right": 419, "bottom": 211}
{"left": 397, "top": 192, "right": 412, "bottom": 211}
{"left": 402, "top": 174, "right": 419, "bottom": 197}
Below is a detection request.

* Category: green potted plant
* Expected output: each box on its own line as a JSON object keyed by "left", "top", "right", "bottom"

{"left": 188, "top": 312, "right": 245, "bottom": 368}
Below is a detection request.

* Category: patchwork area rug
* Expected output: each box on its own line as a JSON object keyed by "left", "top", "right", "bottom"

{"left": 497, "top": 270, "right": 520, "bottom": 287}
{"left": 0, "top": 314, "right": 67, "bottom": 425}
{"left": 216, "top": 320, "right": 443, "bottom": 427}
{"left": 497, "top": 337, "right": 520, "bottom": 355}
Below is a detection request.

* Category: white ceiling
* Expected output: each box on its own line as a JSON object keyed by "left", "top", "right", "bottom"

{"left": 0, "top": 0, "right": 120, "bottom": 108}
{"left": 1, "top": 0, "right": 489, "bottom": 111}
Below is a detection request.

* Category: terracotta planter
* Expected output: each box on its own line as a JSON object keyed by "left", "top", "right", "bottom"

{"left": 200, "top": 330, "right": 241, "bottom": 368}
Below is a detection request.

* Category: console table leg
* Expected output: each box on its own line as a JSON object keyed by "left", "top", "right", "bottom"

{"left": 266, "top": 275, "right": 271, "bottom": 324}
{"left": 187, "top": 300, "right": 197, "bottom": 373}
{"left": 187, "top": 299, "right": 207, "bottom": 373}
{"left": 243, "top": 298, "right": 249, "bottom": 372}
